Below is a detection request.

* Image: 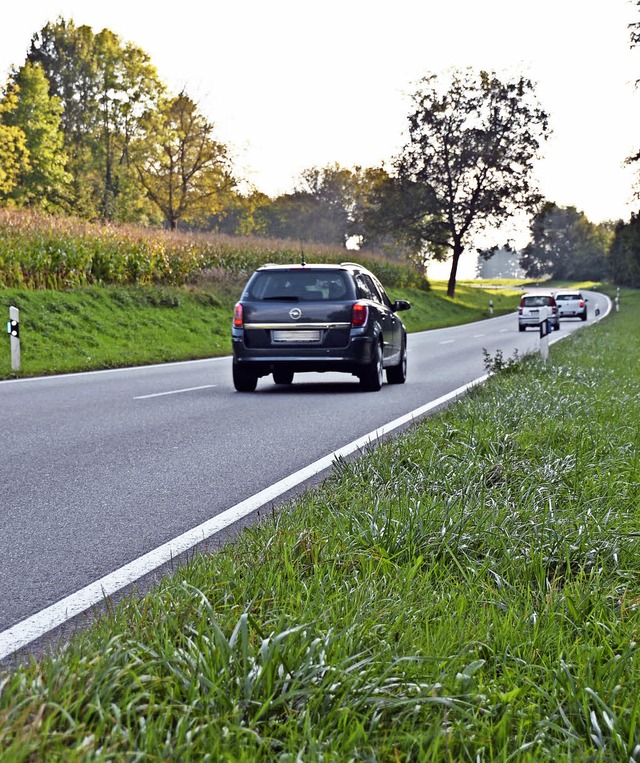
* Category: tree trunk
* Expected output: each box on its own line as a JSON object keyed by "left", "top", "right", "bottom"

{"left": 447, "top": 242, "right": 464, "bottom": 298}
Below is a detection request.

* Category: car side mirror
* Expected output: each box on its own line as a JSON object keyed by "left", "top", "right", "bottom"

{"left": 393, "top": 300, "right": 411, "bottom": 312}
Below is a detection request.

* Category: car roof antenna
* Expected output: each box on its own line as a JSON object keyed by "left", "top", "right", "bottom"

{"left": 299, "top": 240, "right": 306, "bottom": 267}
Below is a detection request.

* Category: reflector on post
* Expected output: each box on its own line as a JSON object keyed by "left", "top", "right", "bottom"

{"left": 7, "top": 305, "right": 20, "bottom": 371}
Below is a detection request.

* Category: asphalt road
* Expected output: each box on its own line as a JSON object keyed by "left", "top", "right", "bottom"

{"left": 0, "top": 291, "right": 610, "bottom": 660}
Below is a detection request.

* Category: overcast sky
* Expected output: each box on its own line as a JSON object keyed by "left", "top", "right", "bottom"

{"left": 2, "top": 0, "right": 639, "bottom": 233}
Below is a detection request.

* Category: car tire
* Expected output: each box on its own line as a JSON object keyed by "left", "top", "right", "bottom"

{"left": 360, "top": 340, "right": 383, "bottom": 391}
{"left": 273, "top": 369, "right": 294, "bottom": 385}
{"left": 518, "top": 325, "right": 525, "bottom": 332}
{"left": 233, "top": 362, "right": 258, "bottom": 392}
{"left": 554, "top": 320, "right": 560, "bottom": 330}
{"left": 581, "top": 312, "right": 587, "bottom": 321}
{"left": 386, "top": 339, "right": 407, "bottom": 384}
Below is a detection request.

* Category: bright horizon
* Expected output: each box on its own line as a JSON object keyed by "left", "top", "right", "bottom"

{"left": 2, "top": 0, "right": 639, "bottom": 269}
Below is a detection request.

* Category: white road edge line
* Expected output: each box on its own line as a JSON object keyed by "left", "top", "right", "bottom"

{"left": 0, "top": 375, "right": 488, "bottom": 661}
{"left": 134, "top": 384, "right": 216, "bottom": 399}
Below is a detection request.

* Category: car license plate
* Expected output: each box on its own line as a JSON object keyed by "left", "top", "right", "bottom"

{"left": 272, "top": 329, "right": 321, "bottom": 343}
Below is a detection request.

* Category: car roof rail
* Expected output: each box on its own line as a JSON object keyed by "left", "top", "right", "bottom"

{"left": 340, "top": 261, "right": 361, "bottom": 268}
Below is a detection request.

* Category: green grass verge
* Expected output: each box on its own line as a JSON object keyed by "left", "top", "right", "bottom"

{"left": 2, "top": 288, "right": 639, "bottom": 760}
{"left": 0, "top": 281, "right": 522, "bottom": 379}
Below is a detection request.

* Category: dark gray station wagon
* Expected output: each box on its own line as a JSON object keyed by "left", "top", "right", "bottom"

{"left": 231, "top": 262, "right": 411, "bottom": 392}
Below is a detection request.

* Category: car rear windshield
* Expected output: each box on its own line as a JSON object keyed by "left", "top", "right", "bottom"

{"left": 556, "top": 294, "right": 581, "bottom": 301}
{"left": 522, "top": 295, "right": 553, "bottom": 307}
{"left": 244, "top": 271, "right": 352, "bottom": 301}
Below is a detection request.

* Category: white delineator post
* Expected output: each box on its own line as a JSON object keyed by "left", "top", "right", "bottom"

{"left": 538, "top": 305, "right": 549, "bottom": 363}
{"left": 8, "top": 306, "right": 20, "bottom": 371}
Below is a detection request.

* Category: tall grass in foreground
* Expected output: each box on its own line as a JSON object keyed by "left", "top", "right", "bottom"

{"left": 2, "top": 291, "right": 640, "bottom": 761}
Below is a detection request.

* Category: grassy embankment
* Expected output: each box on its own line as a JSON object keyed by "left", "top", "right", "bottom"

{"left": 2, "top": 286, "right": 640, "bottom": 760}
{"left": 0, "top": 208, "right": 523, "bottom": 379}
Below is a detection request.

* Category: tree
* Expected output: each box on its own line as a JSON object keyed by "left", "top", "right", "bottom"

{"left": 631, "top": 1, "right": 640, "bottom": 59}
{"left": 27, "top": 17, "right": 164, "bottom": 221}
{"left": 92, "top": 28, "right": 165, "bottom": 220}
{"left": 257, "top": 163, "right": 430, "bottom": 252}
{"left": 609, "top": 213, "right": 640, "bottom": 286}
{"left": 396, "top": 68, "right": 550, "bottom": 297}
{"left": 134, "top": 91, "right": 235, "bottom": 229}
{"left": 254, "top": 191, "right": 327, "bottom": 242}
{"left": 476, "top": 246, "right": 524, "bottom": 278}
{"left": 628, "top": 2, "right": 640, "bottom": 192}
{"left": 519, "top": 202, "right": 612, "bottom": 280}
{"left": 352, "top": 166, "right": 445, "bottom": 260}
{"left": 255, "top": 164, "right": 361, "bottom": 246}
{"left": 295, "top": 163, "right": 359, "bottom": 246}
{"left": 1, "top": 62, "right": 70, "bottom": 210}
{"left": 0, "top": 83, "right": 29, "bottom": 197}
{"left": 199, "top": 188, "right": 271, "bottom": 236}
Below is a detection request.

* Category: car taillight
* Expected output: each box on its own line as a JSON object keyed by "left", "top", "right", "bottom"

{"left": 518, "top": 307, "right": 523, "bottom": 315}
{"left": 351, "top": 302, "right": 368, "bottom": 327}
{"left": 579, "top": 300, "right": 584, "bottom": 307}
{"left": 233, "top": 303, "right": 244, "bottom": 328}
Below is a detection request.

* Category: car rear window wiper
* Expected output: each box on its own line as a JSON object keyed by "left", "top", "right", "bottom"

{"left": 262, "top": 295, "right": 301, "bottom": 301}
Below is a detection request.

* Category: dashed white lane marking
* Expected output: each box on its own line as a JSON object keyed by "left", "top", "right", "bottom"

{"left": 440, "top": 340, "right": 455, "bottom": 344}
{"left": 134, "top": 385, "right": 216, "bottom": 399}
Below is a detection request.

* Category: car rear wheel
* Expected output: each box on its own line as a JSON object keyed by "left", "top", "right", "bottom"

{"left": 518, "top": 324, "right": 526, "bottom": 332}
{"left": 273, "top": 369, "right": 294, "bottom": 385}
{"left": 386, "top": 339, "right": 407, "bottom": 384}
{"left": 233, "top": 362, "right": 258, "bottom": 392}
{"left": 360, "top": 341, "right": 383, "bottom": 391}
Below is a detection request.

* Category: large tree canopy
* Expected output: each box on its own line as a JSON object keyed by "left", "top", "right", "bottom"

{"left": 27, "top": 17, "right": 165, "bottom": 221}
{"left": 396, "top": 68, "right": 550, "bottom": 296}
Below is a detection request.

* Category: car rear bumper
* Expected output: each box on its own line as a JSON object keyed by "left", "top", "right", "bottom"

{"left": 232, "top": 334, "right": 374, "bottom": 376}
{"left": 519, "top": 315, "right": 559, "bottom": 326}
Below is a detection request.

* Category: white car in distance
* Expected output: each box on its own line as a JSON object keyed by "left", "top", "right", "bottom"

{"left": 554, "top": 290, "right": 588, "bottom": 322}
